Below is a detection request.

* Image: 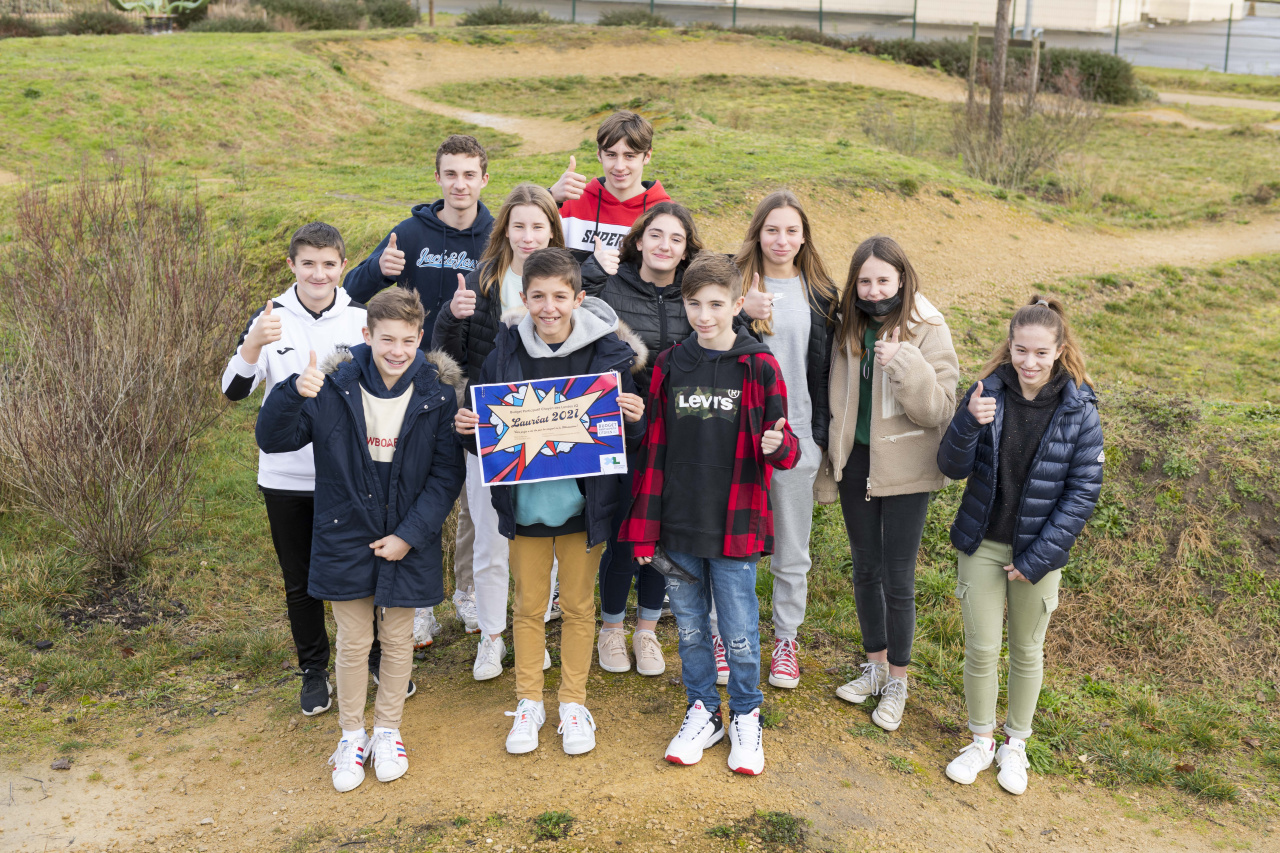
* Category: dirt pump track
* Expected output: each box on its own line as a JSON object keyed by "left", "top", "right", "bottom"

{"left": 5, "top": 33, "right": 1280, "bottom": 853}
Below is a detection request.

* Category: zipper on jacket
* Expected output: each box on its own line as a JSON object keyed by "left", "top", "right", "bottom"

{"left": 881, "top": 429, "right": 925, "bottom": 443}
{"left": 865, "top": 482, "right": 871, "bottom": 502}
{"left": 657, "top": 292, "right": 668, "bottom": 351}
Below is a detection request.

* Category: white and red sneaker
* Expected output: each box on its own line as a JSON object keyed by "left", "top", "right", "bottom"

{"left": 329, "top": 731, "right": 369, "bottom": 793}
{"left": 711, "top": 634, "right": 730, "bottom": 686}
{"left": 768, "top": 637, "right": 800, "bottom": 689}
{"left": 727, "top": 708, "right": 765, "bottom": 776}
{"left": 369, "top": 728, "right": 409, "bottom": 783}
{"left": 664, "top": 700, "right": 724, "bottom": 766}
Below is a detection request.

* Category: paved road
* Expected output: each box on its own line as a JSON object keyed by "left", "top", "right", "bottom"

{"left": 427, "top": 1, "right": 1280, "bottom": 76}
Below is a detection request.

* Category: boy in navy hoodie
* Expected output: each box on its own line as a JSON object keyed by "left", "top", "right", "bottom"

{"left": 345, "top": 135, "right": 495, "bottom": 331}
{"left": 454, "top": 248, "right": 646, "bottom": 757}
{"left": 256, "top": 288, "right": 465, "bottom": 793}
{"left": 621, "top": 252, "right": 799, "bottom": 777}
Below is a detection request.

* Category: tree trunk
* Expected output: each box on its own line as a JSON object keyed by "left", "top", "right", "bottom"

{"left": 989, "top": 0, "right": 1012, "bottom": 145}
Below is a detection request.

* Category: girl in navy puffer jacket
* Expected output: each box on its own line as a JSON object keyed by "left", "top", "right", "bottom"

{"left": 936, "top": 296, "right": 1103, "bottom": 797}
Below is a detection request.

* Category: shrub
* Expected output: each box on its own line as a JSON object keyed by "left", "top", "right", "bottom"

{"left": 256, "top": 0, "right": 361, "bottom": 29}
{"left": 187, "top": 14, "right": 272, "bottom": 31}
{"left": 457, "top": 4, "right": 552, "bottom": 26}
{"left": 172, "top": 0, "right": 210, "bottom": 29}
{"left": 366, "top": 0, "right": 416, "bottom": 27}
{"left": 0, "top": 167, "right": 247, "bottom": 585}
{"left": 0, "top": 14, "right": 45, "bottom": 38}
{"left": 59, "top": 10, "right": 140, "bottom": 35}
{"left": 597, "top": 9, "right": 672, "bottom": 27}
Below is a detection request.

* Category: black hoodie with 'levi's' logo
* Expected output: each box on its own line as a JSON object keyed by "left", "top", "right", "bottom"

{"left": 662, "top": 329, "right": 773, "bottom": 559}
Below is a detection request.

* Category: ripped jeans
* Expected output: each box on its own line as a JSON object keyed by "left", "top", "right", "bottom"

{"left": 664, "top": 550, "right": 762, "bottom": 715}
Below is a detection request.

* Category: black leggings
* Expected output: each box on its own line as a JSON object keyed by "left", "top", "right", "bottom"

{"left": 837, "top": 445, "right": 930, "bottom": 668}
{"left": 599, "top": 459, "right": 666, "bottom": 622}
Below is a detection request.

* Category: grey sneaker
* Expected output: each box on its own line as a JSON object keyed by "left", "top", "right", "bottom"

{"left": 453, "top": 587, "right": 480, "bottom": 634}
{"left": 871, "top": 675, "right": 908, "bottom": 731}
{"left": 835, "top": 661, "right": 888, "bottom": 705}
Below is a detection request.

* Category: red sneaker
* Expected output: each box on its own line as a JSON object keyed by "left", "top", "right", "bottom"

{"left": 768, "top": 638, "right": 800, "bottom": 689}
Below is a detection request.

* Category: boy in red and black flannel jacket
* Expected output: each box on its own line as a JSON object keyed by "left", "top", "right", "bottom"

{"left": 621, "top": 253, "right": 799, "bottom": 776}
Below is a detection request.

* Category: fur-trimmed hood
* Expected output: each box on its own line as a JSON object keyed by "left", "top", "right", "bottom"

{"left": 497, "top": 305, "right": 649, "bottom": 375}
{"left": 321, "top": 343, "right": 467, "bottom": 405}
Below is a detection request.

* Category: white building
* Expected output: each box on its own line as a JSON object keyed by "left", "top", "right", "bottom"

{"left": 725, "top": 1, "right": 1245, "bottom": 29}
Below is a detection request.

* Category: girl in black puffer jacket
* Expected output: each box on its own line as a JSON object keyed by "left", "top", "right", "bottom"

{"left": 937, "top": 295, "right": 1103, "bottom": 798}
{"left": 582, "top": 202, "right": 706, "bottom": 678}
{"left": 430, "top": 184, "right": 566, "bottom": 683}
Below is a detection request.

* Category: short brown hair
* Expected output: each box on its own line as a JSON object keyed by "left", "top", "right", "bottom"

{"left": 289, "top": 221, "right": 345, "bottom": 261}
{"left": 435, "top": 134, "right": 488, "bottom": 175}
{"left": 522, "top": 247, "right": 582, "bottom": 295}
{"left": 682, "top": 252, "right": 743, "bottom": 301}
{"left": 366, "top": 286, "right": 426, "bottom": 332}
{"left": 597, "top": 111, "right": 654, "bottom": 154}
{"left": 618, "top": 202, "right": 704, "bottom": 268}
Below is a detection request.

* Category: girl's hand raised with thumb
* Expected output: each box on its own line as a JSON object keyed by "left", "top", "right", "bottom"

{"left": 967, "top": 380, "right": 997, "bottom": 425}
{"left": 874, "top": 325, "right": 902, "bottom": 368}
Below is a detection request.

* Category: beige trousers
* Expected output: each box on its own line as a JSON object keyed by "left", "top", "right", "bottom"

{"left": 331, "top": 598, "right": 414, "bottom": 731}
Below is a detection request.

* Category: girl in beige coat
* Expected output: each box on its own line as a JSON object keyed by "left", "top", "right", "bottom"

{"left": 828, "top": 236, "right": 959, "bottom": 731}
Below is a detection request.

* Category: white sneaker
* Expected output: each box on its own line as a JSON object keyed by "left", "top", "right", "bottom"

{"left": 412, "top": 607, "right": 440, "bottom": 649}
{"left": 726, "top": 708, "right": 765, "bottom": 776}
{"left": 597, "top": 627, "right": 631, "bottom": 673}
{"left": 368, "top": 728, "right": 408, "bottom": 783}
{"left": 545, "top": 587, "right": 562, "bottom": 623}
{"left": 557, "top": 702, "right": 597, "bottom": 755}
{"left": 633, "top": 630, "right": 666, "bottom": 676}
{"left": 946, "top": 736, "right": 997, "bottom": 785}
{"left": 473, "top": 635, "right": 505, "bottom": 682}
{"left": 871, "top": 675, "right": 908, "bottom": 731}
{"left": 544, "top": 649, "right": 552, "bottom": 670}
{"left": 664, "top": 700, "right": 724, "bottom": 766}
{"left": 996, "top": 738, "right": 1031, "bottom": 795}
{"left": 453, "top": 587, "right": 480, "bottom": 634}
{"left": 835, "top": 661, "right": 888, "bottom": 704}
{"left": 504, "top": 698, "right": 545, "bottom": 754}
{"left": 328, "top": 731, "right": 369, "bottom": 793}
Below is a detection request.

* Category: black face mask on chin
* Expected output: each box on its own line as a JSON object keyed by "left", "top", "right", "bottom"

{"left": 856, "top": 292, "right": 902, "bottom": 318}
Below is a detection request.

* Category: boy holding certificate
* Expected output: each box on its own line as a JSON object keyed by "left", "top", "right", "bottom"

{"left": 622, "top": 252, "right": 800, "bottom": 776}
{"left": 454, "top": 248, "right": 646, "bottom": 757}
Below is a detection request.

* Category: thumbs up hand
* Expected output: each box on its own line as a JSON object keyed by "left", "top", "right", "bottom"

{"left": 550, "top": 154, "right": 587, "bottom": 203}
{"left": 874, "top": 325, "right": 903, "bottom": 368}
{"left": 742, "top": 274, "right": 774, "bottom": 321}
{"left": 296, "top": 350, "right": 325, "bottom": 398}
{"left": 244, "top": 298, "right": 283, "bottom": 353}
{"left": 761, "top": 417, "right": 787, "bottom": 456}
{"left": 967, "top": 380, "right": 996, "bottom": 425}
{"left": 451, "top": 272, "right": 477, "bottom": 319}
{"left": 593, "top": 235, "right": 620, "bottom": 276}
{"left": 379, "top": 232, "right": 406, "bottom": 279}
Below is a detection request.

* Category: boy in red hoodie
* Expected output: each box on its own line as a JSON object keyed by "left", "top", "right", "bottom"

{"left": 621, "top": 253, "right": 799, "bottom": 777}
{"left": 551, "top": 111, "right": 672, "bottom": 263}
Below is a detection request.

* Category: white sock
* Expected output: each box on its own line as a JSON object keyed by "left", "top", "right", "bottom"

{"left": 372, "top": 726, "right": 397, "bottom": 739}
{"left": 974, "top": 734, "right": 996, "bottom": 750}
{"left": 1006, "top": 736, "right": 1026, "bottom": 749}
{"left": 342, "top": 728, "right": 366, "bottom": 742}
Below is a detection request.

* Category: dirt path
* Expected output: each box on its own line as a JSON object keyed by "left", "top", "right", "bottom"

{"left": 4, "top": 632, "right": 1272, "bottom": 853}
{"left": 1157, "top": 90, "right": 1280, "bottom": 112}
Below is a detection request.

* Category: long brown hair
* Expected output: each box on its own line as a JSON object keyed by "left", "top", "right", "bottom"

{"left": 617, "top": 201, "right": 704, "bottom": 271}
{"left": 835, "top": 235, "right": 925, "bottom": 355}
{"left": 477, "top": 183, "right": 563, "bottom": 298}
{"left": 979, "top": 295, "right": 1091, "bottom": 387}
{"left": 734, "top": 190, "right": 837, "bottom": 336}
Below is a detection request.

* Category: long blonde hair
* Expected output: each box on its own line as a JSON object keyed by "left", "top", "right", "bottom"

{"left": 477, "top": 183, "right": 564, "bottom": 298}
{"left": 734, "top": 190, "right": 837, "bottom": 336}
{"left": 979, "top": 294, "right": 1092, "bottom": 387}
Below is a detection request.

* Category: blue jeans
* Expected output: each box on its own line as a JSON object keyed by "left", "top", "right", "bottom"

{"left": 664, "top": 550, "right": 763, "bottom": 714}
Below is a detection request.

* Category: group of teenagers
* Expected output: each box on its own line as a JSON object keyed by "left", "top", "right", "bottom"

{"left": 221, "top": 112, "right": 1105, "bottom": 796}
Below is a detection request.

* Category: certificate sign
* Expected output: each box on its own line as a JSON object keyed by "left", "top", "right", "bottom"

{"left": 470, "top": 371, "right": 628, "bottom": 485}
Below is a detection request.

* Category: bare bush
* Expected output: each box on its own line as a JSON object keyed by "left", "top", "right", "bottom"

{"left": 860, "top": 103, "right": 927, "bottom": 156}
{"left": 952, "top": 66, "right": 1101, "bottom": 190}
{"left": 0, "top": 167, "right": 247, "bottom": 584}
